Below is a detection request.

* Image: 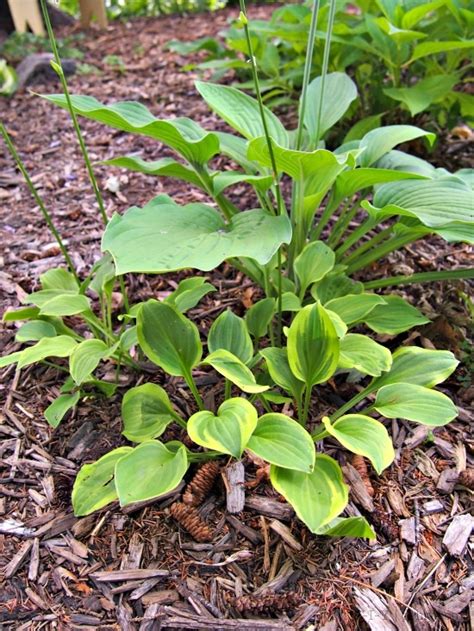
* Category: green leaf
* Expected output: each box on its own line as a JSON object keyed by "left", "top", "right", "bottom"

{"left": 270, "top": 454, "right": 348, "bottom": 532}
{"left": 72, "top": 447, "right": 133, "bottom": 516}
{"left": 122, "top": 383, "right": 177, "bottom": 442}
{"left": 343, "top": 114, "right": 383, "bottom": 143}
{"left": 409, "top": 40, "right": 474, "bottom": 63}
{"left": 294, "top": 241, "right": 335, "bottom": 297}
{"left": 188, "top": 398, "right": 258, "bottom": 458}
{"left": 311, "top": 272, "right": 363, "bottom": 304}
{"left": 115, "top": 441, "right": 188, "bottom": 506}
{"left": 208, "top": 309, "right": 253, "bottom": 364}
{"left": 39, "top": 294, "right": 91, "bottom": 317}
{"left": 3, "top": 306, "right": 40, "bottom": 322}
{"left": 203, "top": 350, "right": 269, "bottom": 393}
{"left": 102, "top": 197, "right": 292, "bottom": 274}
{"left": 245, "top": 298, "right": 275, "bottom": 340}
{"left": 334, "top": 167, "right": 426, "bottom": 202}
{"left": 281, "top": 292, "right": 301, "bottom": 312}
{"left": 260, "top": 347, "right": 305, "bottom": 402}
{"left": 5, "top": 336, "right": 77, "bottom": 370}
{"left": 196, "top": 81, "right": 289, "bottom": 147}
{"left": 212, "top": 172, "right": 273, "bottom": 197}
{"left": 373, "top": 384, "right": 458, "bottom": 426}
{"left": 359, "top": 125, "right": 436, "bottom": 167}
{"left": 325, "top": 293, "right": 386, "bottom": 325}
{"left": 364, "top": 295, "right": 430, "bottom": 334}
{"left": 44, "top": 391, "right": 80, "bottom": 428}
{"left": 366, "top": 177, "right": 474, "bottom": 232}
{"left": 304, "top": 72, "right": 358, "bottom": 141}
{"left": 70, "top": 339, "right": 109, "bottom": 385}
{"left": 339, "top": 334, "right": 392, "bottom": 377}
{"left": 15, "top": 320, "right": 57, "bottom": 342}
{"left": 325, "top": 309, "right": 348, "bottom": 339}
{"left": 137, "top": 300, "right": 202, "bottom": 377}
{"left": 315, "top": 516, "right": 376, "bottom": 539}
{"left": 384, "top": 75, "right": 459, "bottom": 116}
{"left": 165, "top": 277, "right": 216, "bottom": 313}
{"left": 102, "top": 156, "right": 204, "bottom": 189}
{"left": 323, "top": 415, "right": 394, "bottom": 475}
{"left": 370, "top": 346, "right": 459, "bottom": 391}
{"left": 247, "top": 413, "right": 315, "bottom": 473}
{"left": 287, "top": 303, "right": 340, "bottom": 388}
{"left": 40, "top": 268, "right": 78, "bottom": 292}
{"left": 44, "top": 93, "right": 219, "bottom": 164}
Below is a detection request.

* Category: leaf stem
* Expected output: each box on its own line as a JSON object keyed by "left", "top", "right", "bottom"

{"left": 183, "top": 370, "right": 205, "bottom": 411}
{"left": 314, "top": 0, "right": 337, "bottom": 147}
{"left": 300, "top": 385, "right": 312, "bottom": 426}
{"left": 331, "top": 389, "right": 368, "bottom": 421}
{"left": 363, "top": 267, "right": 474, "bottom": 289}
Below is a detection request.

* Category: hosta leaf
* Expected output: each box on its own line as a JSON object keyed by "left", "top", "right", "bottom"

{"left": 39, "top": 294, "right": 91, "bottom": 317}
{"left": 373, "top": 384, "right": 458, "bottom": 426}
{"left": 245, "top": 298, "right": 275, "bottom": 340}
{"left": 165, "top": 277, "right": 216, "bottom": 313}
{"left": 44, "top": 391, "right": 80, "bottom": 428}
{"left": 212, "top": 172, "right": 273, "bottom": 196}
{"left": 359, "top": 125, "right": 436, "bottom": 167}
{"left": 370, "top": 347, "right": 459, "bottom": 391}
{"left": 364, "top": 295, "right": 430, "bottom": 334}
{"left": 3, "top": 306, "right": 40, "bottom": 322}
{"left": 325, "top": 309, "right": 348, "bottom": 339}
{"left": 188, "top": 398, "right": 258, "bottom": 458}
{"left": 40, "top": 268, "right": 78, "bottom": 292}
{"left": 11, "top": 336, "right": 77, "bottom": 369}
{"left": 44, "top": 94, "right": 219, "bottom": 164}
{"left": 304, "top": 72, "right": 358, "bottom": 142}
{"left": 311, "top": 272, "right": 363, "bottom": 304}
{"left": 325, "top": 294, "right": 386, "bottom": 325}
{"left": 315, "top": 516, "right": 376, "bottom": 539}
{"left": 270, "top": 455, "right": 348, "bottom": 532}
{"left": 115, "top": 441, "right": 188, "bottom": 506}
{"left": 384, "top": 74, "right": 459, "bottom": 116}
{"left": 260, "top": 347, "right": 305, "bottom": 402}
{"left": 72, "top": 447, "right": 132, "bottom": 516}
{"left": 70, "top": 339, "right": 109, "bottom": 385}
{"left": 339, "top": 334, "right": 392, "bottom": 377}
{"left": 208, "top": 310, "right": 253, "bottom": 364}
{"left": 102, "top": 197, "right": 292, "bottom": 274}
{"left": 203, "top": 350, "right": 269, "bottom": 393}
{"left": 323, "top": 415, "right": 394, "bottom": 474}
{"left": 15, "top": 320, "right": 56, "bottom": 342}
{"left": 294, "top": 241, "right": 335, "bottom": 297}
{"left": 196, "top": 81, "right": 289, "bottom": 147}
{"left": 287, "top": 303, "right": 340, "bottom": 387}
{"left": 334, "top": 167, "right": 426, "bottom": 202}
{"left": 137, "top": 300, "right": 202, "bottom": 377}
{"left": 247, "top": 413, "right": 315, "bottom": 473}
{"left": 122, "top": 383, "right": 178, "bottom": 442}
{"left": 102, "top": 156, "right": 204, "bottom": 189}
{"left": 409, "top": 40, "right": 474, "bottom": 63}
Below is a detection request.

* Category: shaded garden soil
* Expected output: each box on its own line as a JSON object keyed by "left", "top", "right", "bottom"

{"left": 0, "top": 7, "right": 473, "bottom": 630}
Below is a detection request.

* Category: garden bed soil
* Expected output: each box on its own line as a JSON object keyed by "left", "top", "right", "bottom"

{"left": 0, "top": 8, "right": 473, "bottom": 630}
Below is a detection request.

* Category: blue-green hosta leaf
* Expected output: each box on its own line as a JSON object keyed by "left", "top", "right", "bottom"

{"left": 69, "top": 339, "right": 109, "bottom": 385}
{"left": 208, "top": 309, "right": 253, "bottom": 365}
{"left": 363, "top": 295, "right": 430, "bottom": 334}
{"left": 245, "top": 298, "right": 276, "bottom": 340}
{"left": 311, "top": 272, "right": 364, "bottom": 304}
{"left": 39, "top": 294, "right": 91, "bottom": 317}
{"left": 270, "top": 454, "right": 349, "bottom": 532}
{"left": 122, "top": 383, "right": 178, "bottom": 442}
{"left": 212, "top": 172, "right": 273, "bottom": 196}
{"left": 315, "top": 516, "right": 376, "bottom": 539}
{"left": 365, "top": 178, "right": 474, "bottom": 234}
{"left": 15, "top": 320, "right": 57, "bottom": 342}
{"left": 248, "top": 413, "right": 315, "bottom": 473}
{"left": 260, "top": 347, "right": 305, "bottom": 402}
{"left": 384, "top": 74, "right": 459, "bottom": 116}
{"left": 3, "top": 306, "right": 40, "bottom": 322}
{"left": 203, "top": 350, "right": 269, "bottom": 393}
{"left": 72, "top": 447, "right": 133, "bottom": 516}
{"left": 281, "top": 292, "right": 302, "bottom": 312}
{"left": 373, "top": 384, "right": 458, "bottom": 426}
{"left": 339, "top": 334, "right": 392, "bottom": 377}
{"left": 358, "top": 125, "right": 436, "bottom": 167}
{"left": 44, "top": 391, "right": 80, "bottom": 428}
{"left": 334, "top": 167, "right": 426, "bottom": 202}
{"left": 102, "top": 156, "right": 204, "bottom": 189}
{"left": 137, "top": 300, "right": 202, "bottom": 377}
{"left": 102, "top": 197, "right": 292, "bottom": 274}
{"left": 370, "top": 347, "right": 459, "bottom": 391}
{"left": 165, "top": 277, "right": 216, "bottom": 313}
{"left": 294, "top": 241, "right": 335, "bottom": 297}
{"left": 0, "top": 335, "right": 78, "bottom": 369}
{"left": 375, "top": 150, "right": 438, "bottom": 178}
{"left": 325, "top": 294, "right": 386, "bottom": 326}
{"left": 323, "top": 415, "right": 394, "bottom": 474}
{"left": 188, "top": 398, "right": 258, "bottom": 458}
{"left": 216, "top": 131, "right": 259, "bottom": 173}
{"left": 115, "top": 441, "right": 188, "bottom": 506}
{"left": 44, "top": 94, "right": 219, "bottom": 164}
{"left": 435, "top": 223, "right": 474, "bottom": 245}
{"left": 196, "top": 81, "right": 289, "bottom": 147}
{"left": 304, "top": 72, "right": 358, "bottom": 142}
{"left": 40, "top": 268, "right": 78, "bottom": 292}
{"left": 287, "top": 303, "right": 340, "bottom": 388}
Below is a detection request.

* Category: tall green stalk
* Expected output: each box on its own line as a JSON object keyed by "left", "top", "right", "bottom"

{"left": 314, "top": 0, "right": 337, "bottom": 147}
{"left": 0, "top": 123, "right": 80, "bottom": 285}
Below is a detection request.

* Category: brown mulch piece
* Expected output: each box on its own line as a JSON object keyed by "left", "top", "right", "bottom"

{"left": 0, "top": 7, "right": 473, "bottom": 631}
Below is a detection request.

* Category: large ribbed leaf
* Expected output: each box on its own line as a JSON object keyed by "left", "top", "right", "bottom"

{"left": 358, "top": 125, "right": 436, "bottom": 167}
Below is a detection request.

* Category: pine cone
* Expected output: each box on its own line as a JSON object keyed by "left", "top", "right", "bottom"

{"left": 352, "top": 455, "right": 375, "bottom": 497}
{"left": 170, "top": 502, "right": 214, "bottom": 542}
{"left": 458, "top": 469, "right": 474, "bottom": 490}
{"left": 232, "top": 591, "right": 301, "bottom": 614}
{"left": 183, "top": 461, "right": 221, "bottom": 506}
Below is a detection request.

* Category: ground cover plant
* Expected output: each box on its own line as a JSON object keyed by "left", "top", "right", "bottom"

{"left": 0, "top": 0, "right": 472, "bottom": 545}
{"left": 169, "top": 0, "right": 474, "bottom": 125}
